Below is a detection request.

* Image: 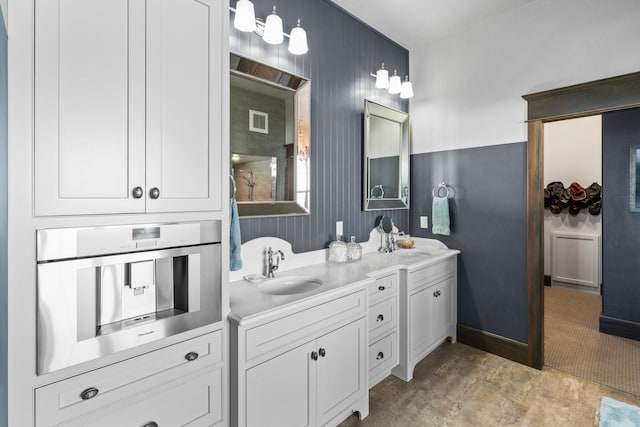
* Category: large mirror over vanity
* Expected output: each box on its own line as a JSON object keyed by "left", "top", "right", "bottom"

{"left": 230, "top": 53, "right": 311, "bottom": 217}
{"left": 363, "top": 100, "right": 410, "bottom": 211}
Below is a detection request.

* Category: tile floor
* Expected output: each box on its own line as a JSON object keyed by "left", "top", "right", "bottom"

{"left": 339, "top": 342, "right": 640, "bottom": 426}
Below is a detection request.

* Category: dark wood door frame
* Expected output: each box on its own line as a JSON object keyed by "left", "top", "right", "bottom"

{"left": 523, "top": 71, "right": 640, "bottom": 368}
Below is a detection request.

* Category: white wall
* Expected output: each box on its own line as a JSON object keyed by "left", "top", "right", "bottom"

{"left": 542, "top": 116, "right": 601, "bottom": 276}
{"left": 409, "top": 0, "right": 640, "bottom": 154}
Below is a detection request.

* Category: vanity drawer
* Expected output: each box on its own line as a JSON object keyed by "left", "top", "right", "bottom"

{"left": 35, "top": 331, "right": 222, "bottom": 426}
{"left": 245, "top": 289, "right": 367, "bottom": 362}
{"left": 61, "top": 365, "right": 222, "bottom": 427}
{"left": 368, "top": 332, "right": 398, "bottom": 377}
{"left": 368, "top": 273, "right": 397, "bottom": 302}
{"left": 408, "top": 258, "right": 455, "bottom": 291}
{"left": 368, "top": 296, "right": 397, "bottom": 340}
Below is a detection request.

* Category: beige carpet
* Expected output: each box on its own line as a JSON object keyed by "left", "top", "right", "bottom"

{"left": 544, "top": 286, "right": 640, "bottom": 396}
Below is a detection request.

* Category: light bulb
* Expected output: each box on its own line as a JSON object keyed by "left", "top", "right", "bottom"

{"left": 400, "top": 76, "right": 414, "bottom": 99}
{"left": 375, "top": 63, "right": 389, "bottom": 89}
{"left": 233, "top": 0, "right": 256, "bottom": 32}
{"left": 288, "top": 19, "right": 308, "bottom": 55}
{"left": 388, "top": 70, "right": 401, "bottom": 94}
{"left": 262, "top": 6, "right": 284, "bottom": 45}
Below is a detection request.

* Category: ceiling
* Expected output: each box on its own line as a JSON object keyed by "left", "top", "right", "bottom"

{"left": 330, "top": 0, "right": 537, "bottom": 50}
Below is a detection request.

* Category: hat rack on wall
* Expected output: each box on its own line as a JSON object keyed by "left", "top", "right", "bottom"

{"left": 544, "top": 181, "right": 601, "bottom": 216}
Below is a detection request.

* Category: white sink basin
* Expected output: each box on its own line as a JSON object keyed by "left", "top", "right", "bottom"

{"left": 393, "top": 249, "right": 432, "bottom": 257}
{"left": 258, "top": 276, "right": 323, "bottom": 295}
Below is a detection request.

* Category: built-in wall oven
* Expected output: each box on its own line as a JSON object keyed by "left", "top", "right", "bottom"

{"left": 36, "top": 221, "right": 222, "bottom": 375}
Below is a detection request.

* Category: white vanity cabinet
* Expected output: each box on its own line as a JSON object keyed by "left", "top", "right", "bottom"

{"left": 367, "top": 273, "right": 399, "bottom": 387}
{"left": 34, "top": 0, "right": 225, "bottom": 216}
{"left": 231, "top": 288, "right": 369, "bottom": 427}
{"left": 35, "top": 331, "right": 225, "bottom": 426}
{"left": 393, "top": 256, "right": 457, "bottom": 382}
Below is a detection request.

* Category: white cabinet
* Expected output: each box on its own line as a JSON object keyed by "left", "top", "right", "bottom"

{"left": 367, "top": 273, "right": 399, "bottom": 387}
{"left": 36, "top": 331, "right": 225, "bottom": 426}
{"left": 34, "top": 0, "right": 225, "bottom": 216}
{"left": 232, "top": 289, "right": 369, "bottom": 427}
{"left": 393, "top": 257, "right": 457, "bottom": 382}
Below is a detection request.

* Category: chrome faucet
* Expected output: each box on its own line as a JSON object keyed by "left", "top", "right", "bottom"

{"left": 267, "top": 247, "right": 285, "bottom": 278}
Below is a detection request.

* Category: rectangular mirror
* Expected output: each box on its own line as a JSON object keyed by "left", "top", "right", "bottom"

{"left": 364, "top": 100, "right": 410, "bottom": 211}
{"left": 230, "top": 53, "right": 311, "bottom": 217}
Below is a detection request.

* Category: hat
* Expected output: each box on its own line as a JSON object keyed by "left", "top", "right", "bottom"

{"left": 558, "top": 188, "right": 571, "bottom": 207}
{"left": 550, "top": 202, "right": 562, "bottom": 214}
{"left": 569, "top": 203, "right": 581, "bottom": 216}
{"left": 568, "top": 182, "right": 587, "bottom": 201}
{"left": 547, "top": 181, "right": 565, "bottom": 199}
{"left": 586, "top": 182, "right": 602, "bottom": 203}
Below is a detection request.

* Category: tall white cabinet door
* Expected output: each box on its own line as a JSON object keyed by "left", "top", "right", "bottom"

{"left": 316, "top": 319, "right": 366, "bottom": 424}
{"left": 409, "top": 287, "right": 432, "bottom": 358}
{"left": 145, "top": 0, "right": 224, "bottom": 212}
{"left": 245, "top": 341, "right": 317, "bottom": 427}
{"left": 432, "top": 278, "right": 453, "bottom": 342}
{"left": 34, "top": 0, "right": 146, "bottom": 216}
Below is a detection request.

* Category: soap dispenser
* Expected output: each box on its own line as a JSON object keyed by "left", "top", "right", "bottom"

{"left": 329, "top": 235, "right": 348, "bottom": 263}
{"left": 347, "top": 236, "right": 362, "bottom": 261}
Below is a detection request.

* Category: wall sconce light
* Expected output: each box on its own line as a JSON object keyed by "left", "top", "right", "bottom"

{"left": 230, "top": 1, "right": 309, "bottom": 55}
{"left": 371, "top": 63, "right": 414, "bottom": 98}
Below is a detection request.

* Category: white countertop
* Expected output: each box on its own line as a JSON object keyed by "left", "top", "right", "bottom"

{"left": 229, "top": 237, "right": 460, "bottom": 325}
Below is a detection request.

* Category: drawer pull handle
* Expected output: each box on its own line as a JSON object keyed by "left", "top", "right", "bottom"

{"left": 80, "top": 387, "right": 99, "bottom": 400}
{"left": 141, "top": 422, "right": 158, "bottom": 427}
{"left": 378, "top": 285, "right": 385, "bottom": 291}
{"left": 311, "top": 351, "right": 318, "bottom": 361}
{"left": 149, "top": 187, "right": 160, "bottom": 199}
{"left": 319, "top": 348, "right": 326, "bottom": 357}
{"left": 185, "top": 352, "right": 199, "bottom": 362}
{"left": 376, "top": 352, "right": 384, "bottom": 360}
{"left": 376, "top": 314, "right": 384, "bottom": 322}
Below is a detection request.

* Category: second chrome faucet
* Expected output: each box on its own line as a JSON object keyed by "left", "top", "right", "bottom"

{"left": 267, "top": 247, "right": 285, "bottom": 278}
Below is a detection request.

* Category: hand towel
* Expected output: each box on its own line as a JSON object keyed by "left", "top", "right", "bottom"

{"left": 432, "top": 196, "right": 451, "bottom": 236}
{"left": 230, "top": 198, "right": 243, "bottom": 271}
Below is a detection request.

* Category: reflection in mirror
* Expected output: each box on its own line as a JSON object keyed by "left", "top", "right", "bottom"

{"left": 630, "top": 145, "right": 640, "bottom": 212}
{"left": 364, "top": 100, "right": 410, "bottom": 211}
{"left": 230, "top": 53, "right": 310, "bottom": 217}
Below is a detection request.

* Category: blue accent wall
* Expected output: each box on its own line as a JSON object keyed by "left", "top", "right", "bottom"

{"left": 601, "top": 107, "right": 640, "bottom": 329}
{"left": 230, "top": 0, "right": 410, "bottom": 252}
{"left": 0, "top": 9, "right": 7, "bottom": 426}
{"left": 410, "top": 143, "right": 529, "bottom": 343}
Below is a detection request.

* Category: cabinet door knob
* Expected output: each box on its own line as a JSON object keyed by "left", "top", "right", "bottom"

{"left": 433, "top": 291, "right": 439, "bottom": 297}
{"left": 376, "top": 352, "right": 384, "bottom": 360}
{"left": 132, "top": 186, "right": 144, "bottom": 199}
{"left": 319, "top": 348, "right": 326, "bottom": 357}
{"left": 80, "top": 387, "right": 99, "bottom": 400}
{"left": 378, "top": 285, "right": 385, "bottom": 291}
{"left": 311, "top": 351, "right": 318, "bottom": 361}
{"left": 376, "top": 314, "right": 384, "bottom": 322}
{"left": 149, "top": 187, "right": 160, "bottom": 199}
{"left": 141, "top": 422, "right": 158, "bottom": 427}
{"left": 185, "top": 352, "right": 199, "bottom": 362}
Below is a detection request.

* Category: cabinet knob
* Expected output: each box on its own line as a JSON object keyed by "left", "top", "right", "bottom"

{"left": 319, "top": 348, "right": 326, "bottom": 357}
{"left": 80, "top": 387, "right": 99, "bottom": 400}
{"left": 376, "top": 352, "right": 384, "bottom": 360}
{"left": 132, "top": 186, "right": 144, "bottom": 199}
{"left": 141, "top": 422, "right": 158, "bottom": 427}
{"left": 149, "top": 187, "right": 160, "bottom": 199}
{"left": 376, "top": 314, "right": 384, "bottom": 322}
{"left": 185, "top": 352, "right": 199, "bottom": 362}
{"left": 311, "top": 351, "right": 318, "bottom": 361}
{"left": 378, "top": 285, "right": 385, "bottom": 291}
{"left": 433, "top": 291, "right": 439, "bottom": 298}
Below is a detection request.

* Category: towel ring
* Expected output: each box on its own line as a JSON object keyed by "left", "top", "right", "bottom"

{"left": 432, "top": 182, "right": 451, "bottom": 198}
